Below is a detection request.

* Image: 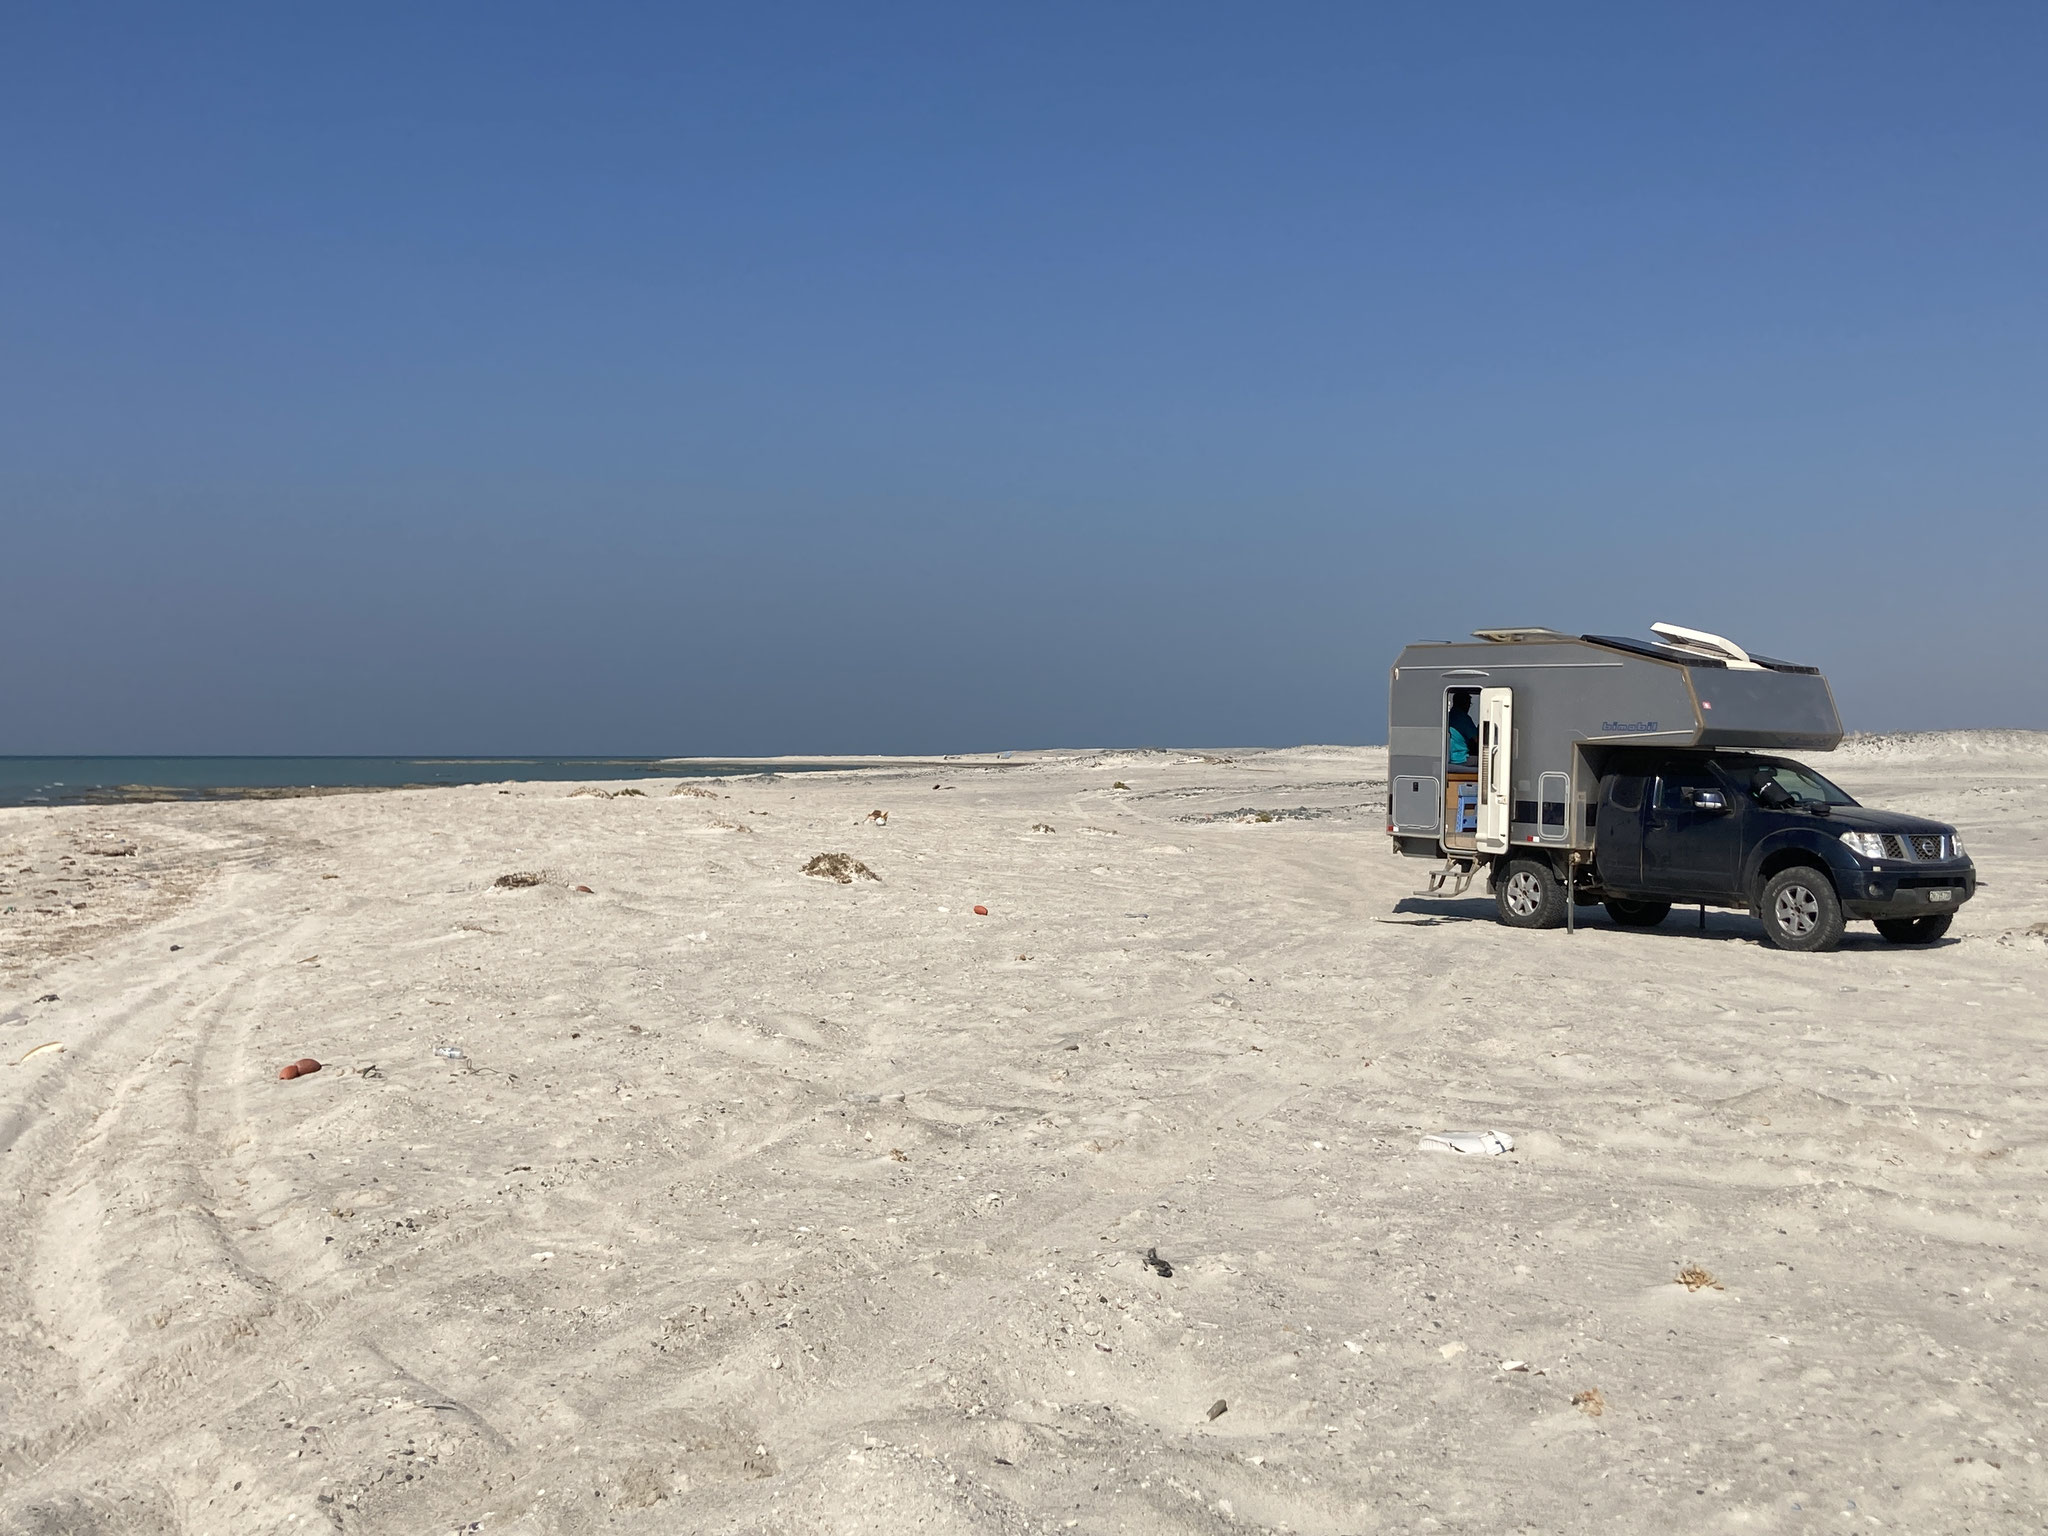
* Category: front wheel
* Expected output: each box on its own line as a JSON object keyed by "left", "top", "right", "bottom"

{"left": 1495, "top": 857, "right": 1567, "bottom": 929}
{"left": 1603, "top": 899, "right": 1672, "bottom": 928}
{"left": 1875, "top": 914, "right": 1953, "bottom": 944}
{"left": 1759, "top": 866, "right": 1846, "bottom": 952}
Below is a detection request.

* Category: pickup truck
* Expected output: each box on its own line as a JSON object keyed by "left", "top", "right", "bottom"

{"left": 1528, "top": 749, "right": 1976, "bottom": 951}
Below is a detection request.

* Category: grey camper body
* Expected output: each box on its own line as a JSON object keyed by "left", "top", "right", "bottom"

{"left": 1387, "top": 626, "right": 1843, "bottom": 865}
{"left": 1386, "top": 624, "right": 1976, "bottom": 951}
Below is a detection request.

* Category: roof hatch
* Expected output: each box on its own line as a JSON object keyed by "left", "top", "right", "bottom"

{"left": 1649, "top": 622, "right": 1764, "bottom": 670}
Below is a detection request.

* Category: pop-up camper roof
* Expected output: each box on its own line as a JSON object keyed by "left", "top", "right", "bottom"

{"left": 1390, "top": 622, "right": 1842, "bottom": 753}
{"left": 1470, "top": 622, "right": 1820, "bottom": 674}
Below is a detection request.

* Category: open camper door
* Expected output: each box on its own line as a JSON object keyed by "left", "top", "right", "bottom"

{"left": 1475, "top": 687, "right": 1512, "bottom": 854}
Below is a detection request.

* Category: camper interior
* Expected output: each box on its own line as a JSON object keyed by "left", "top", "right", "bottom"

{"left": 1443, "top": 687, "right": 1478, "bottom": 852}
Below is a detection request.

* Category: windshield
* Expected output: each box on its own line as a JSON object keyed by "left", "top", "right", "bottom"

{"left": 1740, "top": 760, "right": 1858, "bottom": 808}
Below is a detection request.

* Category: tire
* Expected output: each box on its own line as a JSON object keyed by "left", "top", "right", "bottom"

{"left": 1875, "top": 914, "right": 1953, "bottom": 944}
{"left": 1495, "top": 857, "right": 1567, "bottom": 930}
{"left": 1759, "top": 866, "right": 1846, "bottom": 952}
{"left": 1603, "top": 899, "right": 1672, "bottom": 928}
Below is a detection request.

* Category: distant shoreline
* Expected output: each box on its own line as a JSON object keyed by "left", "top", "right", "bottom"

{"left": 7, "top": 732, "right": 2036, "bottom": 810}
{"left": 0, "top": 749, "right": 1079, "bottom": 810}
{"left": 0, "top": 756, "right": 841, "bottom": 810}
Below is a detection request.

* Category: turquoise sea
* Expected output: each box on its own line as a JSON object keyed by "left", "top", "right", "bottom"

{"left": 0, "top": 757, "right": 809, "bottom": 809}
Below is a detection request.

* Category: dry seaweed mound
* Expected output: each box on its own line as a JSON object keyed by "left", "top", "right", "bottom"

{"left": 568, "top": 787, "right": 614, "bottom": 799}
{"left": 492, "top": 871, "right": 548, "bottom": 889}
{"left": 802, "top": 853, "right": 880, "bottom": 884}
{"left": 671, "top": 784, "right": 722, "bottom": 799}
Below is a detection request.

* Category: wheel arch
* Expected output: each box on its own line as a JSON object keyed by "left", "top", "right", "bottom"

{"left": 1746, "top": 830, "right": 1853, "bottom": 902}
{"left": 1486, "top": 849, "right": 1572, "bottom": 887}
{"left": 1757, "top": 847, "right": 1834, "bottom": 885}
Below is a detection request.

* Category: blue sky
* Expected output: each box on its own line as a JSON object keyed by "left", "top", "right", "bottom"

{"left": 3, "top": 4, "right": 2044, "bottom": 752}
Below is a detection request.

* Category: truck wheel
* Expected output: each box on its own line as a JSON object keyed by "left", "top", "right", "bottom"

{"left": 1759, "top": 867, "right": 1846, "bottom": 952}
{"left": 1875, "top": 914, "right": 1953, "bottom": 944}
{"left": 1495, "top": 857, "right": 1567, "bottom": 930}
{"left": 1603, "top": 899, "right": 1671, "bottom": 928}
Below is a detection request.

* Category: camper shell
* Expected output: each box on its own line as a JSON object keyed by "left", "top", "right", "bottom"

{"left": 1386, "top": 624, "right": 1974, "bottom": 950}
{"left": 1387, "top": 625, "right": 1841, "bottom": 862}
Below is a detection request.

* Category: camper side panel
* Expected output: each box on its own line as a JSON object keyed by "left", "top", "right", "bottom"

{"left": 1559, "top": 660, "right": 1702, "bottom": 751}
{"left": 1482, "top": 655, "right": 1668, "bottom": 851}
{"left": 1497, "top": 666, "right": 1597, "bottom": 851}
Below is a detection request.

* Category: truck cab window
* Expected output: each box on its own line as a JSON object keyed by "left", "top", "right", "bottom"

{"left": 1744, "top": 762, "right": 1857, "bottom": 807}
{"left": 1658, "top": 769, "right": 1720, "bottom": 810}
{"left": 1606, "top": 773, "right": 1644, "bottom": 812}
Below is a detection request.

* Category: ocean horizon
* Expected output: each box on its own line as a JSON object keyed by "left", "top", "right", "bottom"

{"left": 0, "top": 756, "right": 825, "bottom": 809}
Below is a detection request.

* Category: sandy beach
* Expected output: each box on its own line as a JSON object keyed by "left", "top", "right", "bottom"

{"left": 2, "top": 736, "right": 2043, "bottom": 1535}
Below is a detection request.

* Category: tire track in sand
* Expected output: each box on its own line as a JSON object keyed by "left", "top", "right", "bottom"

{"left": 2, "top": 850, "right": 332, "bottom": 1496}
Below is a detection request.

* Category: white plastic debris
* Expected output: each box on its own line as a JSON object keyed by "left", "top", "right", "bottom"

{"left": 1418, "top": 1130, "right": 1514, "bottom": 1155}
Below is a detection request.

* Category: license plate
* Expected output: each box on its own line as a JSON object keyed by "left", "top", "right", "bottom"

{"left": 1928, "top": 889, "right": 1954, "bottom": 902}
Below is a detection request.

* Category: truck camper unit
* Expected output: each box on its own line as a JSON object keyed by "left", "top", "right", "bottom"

{"left": 1388, "top": 624, "right": 1841, "bottom": 869}
{"left": 1389, "top": 623, "right": 1976, "bottom": 951}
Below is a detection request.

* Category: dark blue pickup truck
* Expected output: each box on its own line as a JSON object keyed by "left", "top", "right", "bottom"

{"left": 1585, "top": 750, "right": 1974, "bottom": 951}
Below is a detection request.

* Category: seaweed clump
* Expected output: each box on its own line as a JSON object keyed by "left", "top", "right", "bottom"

{"left": 802, "top": 853, "right": 880, "bottom": 884}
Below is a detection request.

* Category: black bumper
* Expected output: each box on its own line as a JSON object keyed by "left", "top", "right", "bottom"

{"left": 1840, "top": 862, "right": 1975, "bottom": 921}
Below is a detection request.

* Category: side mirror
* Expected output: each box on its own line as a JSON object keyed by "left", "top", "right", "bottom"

{"left": 1692, "top": 788, "right": 1729, "bottom": 813}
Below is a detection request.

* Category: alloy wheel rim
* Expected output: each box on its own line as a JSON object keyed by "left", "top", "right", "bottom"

{"left": 1506, "top": 871, "right": 1542, "bottom": 917}
{"left": 1775, "top": 884, "right": 1819, "bottom": 936}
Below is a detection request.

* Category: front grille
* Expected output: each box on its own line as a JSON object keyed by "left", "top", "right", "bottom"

{"left": 1909, "top": 834, "right": 1944, "bottom": 861}
{"left": 1880, "top": 833, "right": 1906, "bottom": 859}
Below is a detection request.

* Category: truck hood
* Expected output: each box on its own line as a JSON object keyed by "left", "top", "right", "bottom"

{"left": 1816, "top": 806, "right": 1954, "bottom": 836}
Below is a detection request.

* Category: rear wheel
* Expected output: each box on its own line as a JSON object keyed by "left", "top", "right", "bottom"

{"left": 1759, "top": 866, "right": 1846, "bottom": 953}
{"left": 1495, "top": 857, "right": 1567, "bottom": 930}
{"left": 1603, "top": 898, "right": 1672, "bottom": 928}
{"left": 1875, "top": 914, "right": 1953, "bottom": 944}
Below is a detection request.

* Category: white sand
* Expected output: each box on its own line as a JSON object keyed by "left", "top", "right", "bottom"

{"left": 2, "top": 739, "right": 2044, "bottom": 1533}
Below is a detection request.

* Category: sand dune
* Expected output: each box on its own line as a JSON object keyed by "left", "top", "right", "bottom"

{"left": 2, "top": 742, "right": 2043, "bottom": 1533}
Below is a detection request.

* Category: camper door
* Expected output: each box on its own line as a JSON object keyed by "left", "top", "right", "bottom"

{"left": 1475, "top": 687, "right": 1512, "bottom": 854}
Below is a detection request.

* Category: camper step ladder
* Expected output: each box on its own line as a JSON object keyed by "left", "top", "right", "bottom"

{"left": 1424, "top": 860, "right": 1477, "bottom": 898}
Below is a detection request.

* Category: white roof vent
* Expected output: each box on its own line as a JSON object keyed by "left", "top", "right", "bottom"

{"left": 1651, "top": 621, "right": 1764, "bottom": 670}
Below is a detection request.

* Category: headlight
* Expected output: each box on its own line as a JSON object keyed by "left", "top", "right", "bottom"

{"left": 1949, "top": 832, "right": 1966, "bottom": 859}
{"left": 1839, "top": 831, "right": 1887, "bottom": 859}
